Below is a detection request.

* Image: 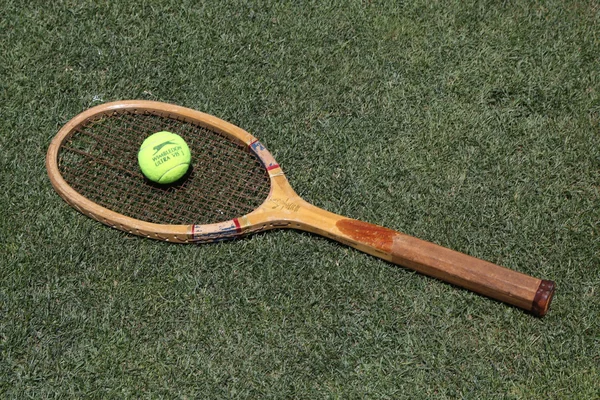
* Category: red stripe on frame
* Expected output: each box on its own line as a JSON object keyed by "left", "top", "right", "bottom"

{"left": 248, "top": 139, "right": 258, "bottom": 147}
{"left": 266, "top": 164, "right": 280, "bottom": 171}
{"left": 233, "top": 218, "right": 242, "bottom": 233}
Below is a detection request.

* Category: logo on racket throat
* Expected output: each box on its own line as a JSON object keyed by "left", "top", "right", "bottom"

{"left": 269, "top": 198, "right": 301, "bottom": 212}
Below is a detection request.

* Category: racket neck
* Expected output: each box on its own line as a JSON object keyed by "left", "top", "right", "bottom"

{"left": 287, "top": 199, "right": 395, "bottom": 262}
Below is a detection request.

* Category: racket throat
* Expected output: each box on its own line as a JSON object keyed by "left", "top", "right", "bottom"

{"left": 262, "top": 197, "right": 391, "bottom": 258}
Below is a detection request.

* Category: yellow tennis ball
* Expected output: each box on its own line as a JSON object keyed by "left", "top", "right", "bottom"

{"left": 138, "top": 131, "right": 191, "bottom": 184}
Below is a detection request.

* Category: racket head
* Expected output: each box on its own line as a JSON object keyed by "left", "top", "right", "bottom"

{"left": 46, "top": 100, "right": 294, "bottom": 242}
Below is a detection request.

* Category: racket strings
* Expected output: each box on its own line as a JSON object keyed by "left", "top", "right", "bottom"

{"left": 58, "top": 110, "right": 271, "bottom": 225}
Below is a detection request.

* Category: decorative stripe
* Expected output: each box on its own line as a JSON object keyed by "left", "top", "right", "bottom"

{"left": 192, "top": 220, "right": 240, "bottom": 241}
{"left": 248, "top": 139, "right": 280, "bottom": 172}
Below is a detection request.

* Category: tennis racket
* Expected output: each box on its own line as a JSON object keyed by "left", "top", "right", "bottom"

{"left": 46, "top": 100, "right": 555, "bottom": 316}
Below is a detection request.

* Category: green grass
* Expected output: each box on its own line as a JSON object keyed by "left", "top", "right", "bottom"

{"left": 1, "top": 0, "right": 599, "bottom": 398}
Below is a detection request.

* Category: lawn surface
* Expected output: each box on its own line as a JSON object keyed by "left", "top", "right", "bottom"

{"left": 1, "top": 1, "right": 599, "bottom": 398}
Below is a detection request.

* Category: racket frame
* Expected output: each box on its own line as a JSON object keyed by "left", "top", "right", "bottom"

{"left": 47, "top": 100, "right": 555, "bottom": 316}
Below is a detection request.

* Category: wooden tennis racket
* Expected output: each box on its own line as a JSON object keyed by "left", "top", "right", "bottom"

{"left": 46, "top": 100, "right": 555, "bottom": 316}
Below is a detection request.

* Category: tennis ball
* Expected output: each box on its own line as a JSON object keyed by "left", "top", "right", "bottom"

{"left": 138, "top": 131, "right": 191, "bottom": 184}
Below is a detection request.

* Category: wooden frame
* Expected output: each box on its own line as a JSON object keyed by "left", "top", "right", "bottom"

{"left": 47, "top": 100, "right": 555, "bottom": 316}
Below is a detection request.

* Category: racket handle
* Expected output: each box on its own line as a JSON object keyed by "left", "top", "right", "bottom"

{"left": 287, "top": 199, "right": 555, "bottom": 316}
{"left": 333, "top": 218, "right": 555, "bottom": 316}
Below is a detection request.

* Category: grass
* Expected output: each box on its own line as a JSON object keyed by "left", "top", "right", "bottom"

{"left": 1, "top": 0, "right": 599, "bottom": 398}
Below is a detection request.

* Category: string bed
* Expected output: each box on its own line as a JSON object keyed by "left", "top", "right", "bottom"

{"left": 58, "top": 109, "right": 271, "bottom": 225}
